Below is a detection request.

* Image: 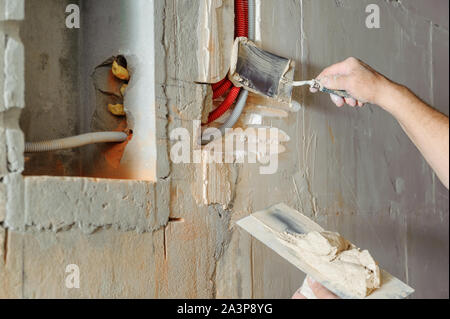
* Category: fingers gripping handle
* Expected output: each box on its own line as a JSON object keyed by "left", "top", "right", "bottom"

{"left": 319, "top": 87, "right": 353, "bottom": 99}
{"left": 309, "top": 79, "right": 353, "bottom": 99}
{"left": 299, "top": 277, "right": 317, "bottom": 299}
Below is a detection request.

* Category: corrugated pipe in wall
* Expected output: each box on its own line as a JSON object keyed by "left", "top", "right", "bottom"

{"left": 207, "top": 0, "right": 248, "bottom": 124}
{"left": 25, "top": 132, "right": 128, "bottom": 153}
{"left": 202, "top": 0, "right": 255, "bottom": 145}
{"left": 26, "top": 1, "right": 256, "bottom": 151}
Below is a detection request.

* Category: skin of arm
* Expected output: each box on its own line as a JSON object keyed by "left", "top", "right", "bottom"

{"left": 314, "top": 57, "right": 449, "bottom": 189}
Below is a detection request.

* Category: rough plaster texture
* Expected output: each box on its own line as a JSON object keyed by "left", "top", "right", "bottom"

{"left": 19, "top": 0, "right": 81, "bottom": 177}
{"left": 1, "top": 2, "right": 24, "bottom": 299}
{"left": 4, "top": 108, "right": 24, "bottom": 174}
{"left": 195, "top": 0, "right": 235, "bottom": 83}
{"left": 4, "top": 38, "right": 24, "bottom": 110}
{"left": 0, "top": 28, "right": 4, "bottom": 112}
{"left": 0, "top": 181, "right": 5, "bottom": 222}
{"left": 0, "top": 0, "right": 24, "bottom": 21}
{"left": 5, "top": 176, "right": 170, "bottom": 233}
{"left": 0, "top": 112, "right": 6, "bottom": 177}
{"left": 0, "top": 0, "right": 449, "bottom": 299}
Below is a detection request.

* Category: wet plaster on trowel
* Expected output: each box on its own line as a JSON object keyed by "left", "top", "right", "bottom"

{"left": 280, "top": 230, "right": 381, "bottom": 298}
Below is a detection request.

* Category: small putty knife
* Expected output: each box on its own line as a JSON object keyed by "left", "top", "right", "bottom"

{"left": 229, "top": 38, "right": 353, "bottom": 101}
{"left": 292, "top": 79, "right": 353, "bottom": 99}
{"left": 237, "top": 203, "right": 415, "bottom": 299}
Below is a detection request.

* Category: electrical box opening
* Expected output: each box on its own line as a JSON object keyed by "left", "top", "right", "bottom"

{"left": 19, "top": 0, "right": 157, "bottom": 181}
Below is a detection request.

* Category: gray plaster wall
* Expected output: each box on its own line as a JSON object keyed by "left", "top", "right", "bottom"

{"left": 20, "top": 0, "right": 81, "bottom": 176}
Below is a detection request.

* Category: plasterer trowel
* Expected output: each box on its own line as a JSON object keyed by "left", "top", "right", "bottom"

{"left": 237, "top": 203, "right": 415, "bottom": 299}
{"left": 229, "top": 38, "right": 353, "bottom": 102}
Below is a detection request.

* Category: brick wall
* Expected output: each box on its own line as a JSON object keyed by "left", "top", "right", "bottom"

{"left": 0, "top": 0, "right": 25, "bottom": 226}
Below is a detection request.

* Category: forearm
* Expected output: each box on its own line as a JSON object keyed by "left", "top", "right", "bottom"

{"left": 378, "top": 81, "right": 449, "bottom": 189}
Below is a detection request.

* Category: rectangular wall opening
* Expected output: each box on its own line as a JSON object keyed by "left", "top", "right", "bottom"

{"left": 20, "top": 0, "right": 156, "bottom": 181}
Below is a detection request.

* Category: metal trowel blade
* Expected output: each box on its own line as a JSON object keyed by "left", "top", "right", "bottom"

{"left": 237, "top": 203, "right": 415, "bottom": 299}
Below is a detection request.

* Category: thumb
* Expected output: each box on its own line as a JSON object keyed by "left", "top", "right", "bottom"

{"left": 318, "top": 74, "right": 350, "bottom": 91}
{"left": 308, "top": 277, "right": 340, "bottom": 299}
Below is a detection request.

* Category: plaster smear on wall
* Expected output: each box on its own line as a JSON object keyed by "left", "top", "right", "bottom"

{"left": 196, "top": 0, "right": 234, "bottom": 83}
{"left": 191, "top": 153, "right": 235, "bottom": 208}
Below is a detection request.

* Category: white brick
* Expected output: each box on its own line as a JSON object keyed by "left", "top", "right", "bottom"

{"left": 0, "top": 30, "right": 5, "bottom": 112}
{"left": 432, "top": 26, "right": 450, "bottom": 116}
{"left": 4, "top": 37, "right": 24, "bottom": 109}
{"left": 6, "top": 126, "right": 24, "bottom": 173}
{"left": 0, "top": 181, "right": 5, "bottom": 222}
{"left": 16, "top": 176, "right": 166, "bottom": 233}
{"left": 0, "top": 112, "right": 7, "bottom": 177}
{"left": 3, "top": 173, "right": 23, "bottom": 230}
{"left": 0, "top": 0, "right": 25, "bottom": 21}
{"left": 0, "top": 226, "right": 4, "bottom": 265}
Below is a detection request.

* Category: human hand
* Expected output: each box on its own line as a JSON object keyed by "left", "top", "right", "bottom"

{"left": 310, "top": 57, "right": 389, "bottom": 108}
{"left": 292, "top": 276, "right": 340, "bottom": 299}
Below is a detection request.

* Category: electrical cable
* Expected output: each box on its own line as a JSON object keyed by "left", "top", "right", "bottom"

{"left": 25, "top": 132, "right": 128, "bottom": 153}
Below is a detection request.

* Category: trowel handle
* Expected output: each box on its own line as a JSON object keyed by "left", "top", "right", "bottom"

{"left": 320, "top": 87, "right": 353, "bottom": 99}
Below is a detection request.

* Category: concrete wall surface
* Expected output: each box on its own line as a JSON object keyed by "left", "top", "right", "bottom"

{"left": 0, "top": 0, "right": 448, "bottom": 299}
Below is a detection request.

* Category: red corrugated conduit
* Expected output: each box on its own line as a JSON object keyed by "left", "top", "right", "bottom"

{"left": 208, "top": 86, "right": 241, "bottom": 123}
{"left": 208, "top": 0, "right": 248, "bottom": 124}
{"left": 211, "top": 78, "right": 228, "bottom": 91}
{"left": 212, "top": 80, "right": 232, "bottom": 99}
